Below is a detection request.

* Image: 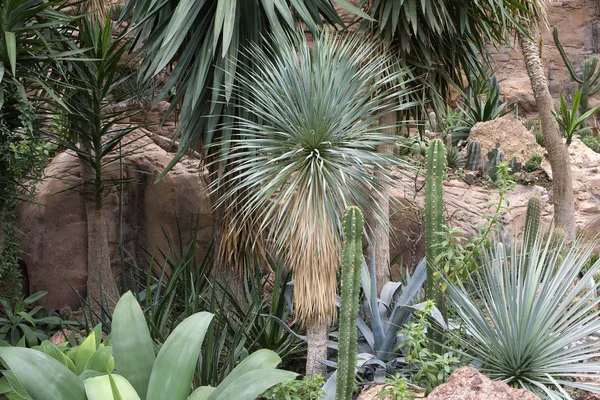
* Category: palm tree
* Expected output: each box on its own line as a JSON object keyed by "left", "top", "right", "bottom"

{"left": 514, "top": 1, "right": 575, "bottom": 241}
{"left": 212, "top": 31, "right": 414, "bottom": 375}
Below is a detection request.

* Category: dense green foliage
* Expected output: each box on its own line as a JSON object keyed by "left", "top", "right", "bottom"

{"left": 524, "top": 153, "right": 543, "bottom": 172}
{"left": 263, "top": 375, "right": 325, "bottom": 400}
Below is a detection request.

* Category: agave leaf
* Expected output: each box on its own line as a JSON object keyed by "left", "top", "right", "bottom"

{"left": 209, "top": 369, "right": 297, "bottom": 400}
{"left": 207, "top": 349, "right": 285, "bottom": 399}
{"left": 112, "top": 291, "right": 156, "bottom": 398}
{"left": 0, "top": 347, "right": 85, "bottom": 400}
{"left": 75, "top": 331, "right": 98, "bottom": 375}
{"left": 187, "top": 386, "right": 216, "bottom": 400}
{"left": 84, "top": 373, "right": 141, "bottom": 400}
{"left": 146, "top": 312, "right": 214, "bottom": 400}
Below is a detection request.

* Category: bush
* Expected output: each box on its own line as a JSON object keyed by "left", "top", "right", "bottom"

{"left": 445, "top": 231, "right": 600, "bottom": 398}
{"left": 524, "top": 153, "right": 543, "bottom": 172}
{"left": 262, "top": 375, "right": 325, "bottom": 400}
{"left": 581, "top": 134, "right": 600, "bottom": 153}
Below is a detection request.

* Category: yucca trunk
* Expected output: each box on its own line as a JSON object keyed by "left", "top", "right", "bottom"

{"left": 80, "top": 158, "right": 117, "bottom": 312}
{"left": 306, "top": 321, "right": 328, "bottom": 376}
{"left": 518, "top": 32, "right": 575, "bottom": 240}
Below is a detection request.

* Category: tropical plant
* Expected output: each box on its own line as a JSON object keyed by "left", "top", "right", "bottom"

{"left": 554, "top": 90, "right": 600, "bottom": 145}
{"left": 263, "top": 375, "right": 325, "bottom": 400}
{"left": 461, "top": 75, "right": 509, "bottom": 129}
{"left": 445, "top": 231, "right": 600, "bottom": 399}
{"left": 0, "top": 291, "right": 67, "bottom": 347}
{"left": 0, "top": 292, "right": 295, "bottom": 399}
{"left": 212, "top": 30, "right": 414, "bottom": 375}
{"left": 445, "top": 146, "right": 464, "bottom": 170}
{"left": 524, "top": 153, "right": 543, "bottom": 172}
{"left": 55, "top": 17, "right": 143, "bottom": 311}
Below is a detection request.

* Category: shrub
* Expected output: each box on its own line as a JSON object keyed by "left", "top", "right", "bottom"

{"left": 445, "top": 231, "right": 600, "bottom": 398}
{"left": 262, "top": 375, "right": 325, "bottom": 400}
{"left": 581, "top": 135, "right": 600, "bottom": 153}
{"left": 524, "top": 153, "right": 543, "bottom": 172}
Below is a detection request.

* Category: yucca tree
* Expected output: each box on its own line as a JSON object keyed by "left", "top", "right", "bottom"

{"left": 121, "top": 0, "right": 370, "bottom": 272}
{"left": 212, "top": 30, "right": 414, "bottom": 375}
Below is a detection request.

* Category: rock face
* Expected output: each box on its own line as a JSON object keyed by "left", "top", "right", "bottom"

{"left": 491, "top": 1, "right": 600, "bottom": 115}
{"left": 16, "top": 128, "right": 213, "bottom": 308}
{"left": 426, "top": 367, "right": 540, "bottom": 400}
{"left": 470, "top": 115, "right": 545, "bottom": 164}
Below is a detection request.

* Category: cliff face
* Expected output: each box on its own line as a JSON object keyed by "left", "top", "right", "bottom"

{"left": 490, "top": 0, "right": 600, "bottom": 115}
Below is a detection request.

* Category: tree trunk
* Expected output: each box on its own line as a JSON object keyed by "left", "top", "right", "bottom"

{"left": 519, "top": 32, "right": 576, "bottom": 240}
{"left": 306, "top": 320, "right": 328, "bottom": 376}
{"left": 368, "top": 111, "right": 395, "bottom": 293}
{"left": 81, "top": 160, "right": 117, "bottom": 313}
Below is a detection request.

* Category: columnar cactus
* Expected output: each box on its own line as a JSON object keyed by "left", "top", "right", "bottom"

{"left": 425, "top": 140, "right": 445, "bottom": 310}
{"left": 466, "top": 141, "right": 481, "bottom": 170}
{"left": 336, "top": 207, "right": 364, "bottom": 400}
{"left": 486, "top": 146, "right": 504, "bottom": 182}
{"left": 524, "top": 196, "right": 542, "bottom": 252}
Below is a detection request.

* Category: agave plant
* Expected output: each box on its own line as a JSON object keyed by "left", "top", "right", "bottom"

{"left": 445, "top": 231, "right": 600, "bottom": 399}
{"left": 0, "top": 292, "right": 296, "bottom": 399}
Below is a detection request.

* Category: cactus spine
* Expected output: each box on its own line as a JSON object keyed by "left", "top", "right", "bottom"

{"left": 524, "top": 196, "right": 542, "bottom": 253}
{"left": 336, "top": 207, "right": 364, "bottom": 400}
{"left": 425, "top": 140, "right": 445, "bottom": 314}
{"left": 466, "top": 141, "right": 481, "bottom": 170}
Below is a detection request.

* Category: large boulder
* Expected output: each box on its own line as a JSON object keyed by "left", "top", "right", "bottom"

{"left": 426, "top": 367, "right": 540, "bottom": 400}
{"left": 16, "top": 128, "right": 214, "bottom": 309}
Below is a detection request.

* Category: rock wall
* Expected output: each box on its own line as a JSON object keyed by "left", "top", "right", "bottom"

{"left": 491, "top": 1, "right": 600, "bottom": 115}
{"left": 16, "top": 128, "right": 213, "bottom": 308}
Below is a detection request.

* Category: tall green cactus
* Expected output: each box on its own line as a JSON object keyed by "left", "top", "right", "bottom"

{"left": 554, "top": 27, "right": 600, "bottom": 121}
{"left": 524, "top": 196, "right": 542, "bottom": 252}
{"left": 336, "top": 207, "right": 364, "bottom": 400}
{"left": 425, "top": 140, "right": 445, "bottom": 313}
{"left": 466, "top": 140, "right": 481, "bottom": 170}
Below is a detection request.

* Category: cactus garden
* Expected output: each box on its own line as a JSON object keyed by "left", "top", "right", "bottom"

{"left": 1, "top": 1, "right": 600, "bottom": 400}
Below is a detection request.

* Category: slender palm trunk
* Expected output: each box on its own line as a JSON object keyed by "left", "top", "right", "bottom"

{"left": 81, "top": 159, "right": 117, "bottom": 312}
{"left": 306, "top": 320, "right": 328, "bottom": 376}
{"left": 518, "top": 32, "right": 576, "bottom": 240}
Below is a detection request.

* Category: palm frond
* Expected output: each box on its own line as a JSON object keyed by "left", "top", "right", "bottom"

{"left": 212, "top": 30, "right": 416, "bottom": 326}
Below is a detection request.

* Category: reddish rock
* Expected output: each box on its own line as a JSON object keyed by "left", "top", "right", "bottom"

{"left": 426, "top": 367, "right": 540, "bottom": 400}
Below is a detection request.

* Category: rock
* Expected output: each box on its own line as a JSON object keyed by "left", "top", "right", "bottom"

{"left": 426, "top": 367, "right": 540, "bottom": 400}
{"left": 16, "top": 128, "right": 214, "bottom": 309}
{"left": 490, "top": 1, "right": 600, "bottom": 117}
{"left": 470, "top": 115, "right": 545, "bottom": 165}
